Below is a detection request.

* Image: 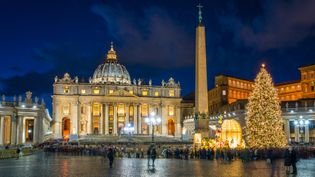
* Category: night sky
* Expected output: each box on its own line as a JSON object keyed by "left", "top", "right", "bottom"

{"left": 1, "top": 0, "right": 315, "bottom": 112}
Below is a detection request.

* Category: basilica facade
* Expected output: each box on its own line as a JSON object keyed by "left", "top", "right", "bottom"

{"left": 52, "top": 43, "right": 182, "bottom": 139}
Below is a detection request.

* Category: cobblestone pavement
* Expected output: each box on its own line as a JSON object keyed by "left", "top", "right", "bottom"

{"left": 0, "top": 153, "right": 314, "bottom": 177}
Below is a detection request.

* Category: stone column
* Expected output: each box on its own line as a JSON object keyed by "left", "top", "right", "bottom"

{"left": 87, "top": 103, "right": 92, "bottom": 134}
{"left": 22, "top": 118, "right": 26, "bottom": 144}
{"left": 113, "top": 104, "right": 117, "bottom": 135}
{"left": 71, "top": 102, "right": 79, "bottom": 135}
{"left": 16, "top": 116, "right": 21, "bottom": 144}
{"left": 105, "top": 103, "right": 109, "bottom": 135}
{"left": 305, "top": 124, "right": 310, "bottom": 143}
{"left": 161, "top": 104, "right": 168, "bottom": 136}
{"left": 138, "top": 104, "right": 142, "bottom": 134}
{"left": 125, "top": 104, "right": 130, "bottom": 126}
{"left": 53, "top": 102, "right": 62, "bottom": 139}
{"left": 100, "top": 104, "right": 104, "bottom": 134}
{"left": 294, "top": 126, "right": 299, "bottom": 143}
{"left": 175, "top": 105, "right": 181, "bottom": 138}
{"left": 11, "top": 115, "right": 17, "bottom": 145}
{"left": 33, "top": 117, "right": 38, "bottom": 144}
{"left": 133, "top": 104, "right": 138, "bottom": 134}
{"left": 284, "top": 120, "right": 290, "bottom": 142}
{"left": 158, "top": 105, "right": 162, "bottom": 135}
{"left": 0, "top": 116, "right": 4, "bottom": 145}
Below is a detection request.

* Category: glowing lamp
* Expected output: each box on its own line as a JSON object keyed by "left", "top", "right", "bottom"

{"left": 305, "top": 120, "right": 310, "bottom": 125}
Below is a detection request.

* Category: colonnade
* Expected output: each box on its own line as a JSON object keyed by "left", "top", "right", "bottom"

{"left": 0, "top": 115, "right": 40, "bottom": 145}
{"left": 57, "top": 101, "right": 182, "bottom": 138}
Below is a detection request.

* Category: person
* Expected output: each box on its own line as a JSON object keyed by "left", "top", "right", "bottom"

{"left": 267, "top": 149, "right": 280, "bottom": 177}
{"left": 151, "top": 147, "right": 157, "bottom": 167}
{"left": 284, "top": 148, "right": 291, "bottom": 174}
{"left": 16, "top": 147, "right": 21, "bottom": 160}
{"left": 147, "top": 146, "right": 152, "bottom": 166}
{"left": 289, "top": 147, "right": 298, "bottom": 174}
{"left": 107, "top": 148, "right": 115, "bottom": 168}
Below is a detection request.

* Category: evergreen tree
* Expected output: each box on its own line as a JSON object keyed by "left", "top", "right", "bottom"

{"left": 245, "top": 64, "right": 287, "bottom": 148}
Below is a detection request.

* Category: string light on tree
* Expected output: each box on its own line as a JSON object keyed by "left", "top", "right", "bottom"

{"left": 245, "top": 64, "right": 287, "bottom": 148}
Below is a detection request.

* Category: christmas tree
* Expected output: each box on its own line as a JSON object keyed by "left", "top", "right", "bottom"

{"left": 245, "top": 64, "right": 287, "bottom": 148}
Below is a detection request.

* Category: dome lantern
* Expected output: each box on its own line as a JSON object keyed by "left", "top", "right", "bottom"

{"left": 92, "top": 42, "right": 131, "bottom": 85}
{"left": 106, "top": 42, "right": 117, "bottom": 62}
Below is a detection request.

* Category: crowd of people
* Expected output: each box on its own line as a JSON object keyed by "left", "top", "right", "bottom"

{"left": 42, "top": 143, "right": 315, "bottom": 174}
{"left": 43, "top": 143, "right": 315, "bottom": 160}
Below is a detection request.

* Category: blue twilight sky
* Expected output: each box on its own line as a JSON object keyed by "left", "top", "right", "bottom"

{"left": 0, "top": 0, "right": 315, "bottom": 112}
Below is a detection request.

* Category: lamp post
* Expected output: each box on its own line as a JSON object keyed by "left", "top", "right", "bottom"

{"left": 145, "top": 112, "right": 161, "bottom": 143}
{"left": 294, "top": 119, "right": 310, "bottom": 143}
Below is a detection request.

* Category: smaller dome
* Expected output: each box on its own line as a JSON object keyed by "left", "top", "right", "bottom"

{"left": 92, "top": 43, "right": 131, "bottom": 85}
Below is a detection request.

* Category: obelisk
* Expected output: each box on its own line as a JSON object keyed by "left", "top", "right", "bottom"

{"left": 195, "top": 4, "right": 208, "bottom": 114}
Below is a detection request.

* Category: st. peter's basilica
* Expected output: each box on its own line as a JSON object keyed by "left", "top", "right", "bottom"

{"left": 52, "top": 43, "right": 182, "bottom": 139}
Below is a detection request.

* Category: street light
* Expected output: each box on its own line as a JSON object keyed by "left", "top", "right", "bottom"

{"left": 145, "top": 112, "right": 161, "bottom": 143}
{"left": 124, "top": 123, "right": 135, "bottom": 134}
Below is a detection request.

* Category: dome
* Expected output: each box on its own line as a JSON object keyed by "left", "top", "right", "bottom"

{"left": 92, "top": 43, "right": 131, "bottom": 85}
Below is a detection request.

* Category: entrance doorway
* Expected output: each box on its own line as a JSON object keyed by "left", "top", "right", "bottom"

{"left": 62, "top": 117, "right": 70, "bottom": 139}
{"left": 221, "top": 119, "right": 243, "bottom": 148}
{"left": 25, "top": 119, "right": 34, "bottom": 142}
{"left": 168, "top": 119, "right": 175, "bottom": 136}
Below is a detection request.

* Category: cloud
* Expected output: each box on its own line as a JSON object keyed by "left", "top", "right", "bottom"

{"left": 218, "top": 0, "right": 315, "bottom": 51}
{"left": 91, "top": 3, "right": 194, "bottom": 68}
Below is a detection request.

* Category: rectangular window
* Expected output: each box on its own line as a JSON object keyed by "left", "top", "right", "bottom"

{"left": 168, "top": 105, "right": 175, "bottom": 116}
{"left": 141, "top": 104, "right": 148, "bottom": 117}
{"left": 169, "top": 90, "right": 175, "bottom": 97}
{"left": 129, "top": 90, "right": 134, "bottom": 95}
{"left": 154, "top": 91, "right": 159, "bottom": 96}
{"left": 109, "top": 106, "right": 114, "bottom": 116}
{"left": 118, "top": 104, "right": 125, "bottom": 115}
{"left": 129, "top": 106, "right": 134, "bottom": 116}
{"left": 109, "top": 89, "right": 114, "bottom": 94}
{"left": 142, "top": 90, "right": 148, "bottom": 96}
{"left": 93, "top": 103, "right": 100, "bottom": 116}
{"left": 93, "top": 88, "right": 100, "bottom": 94}
{"left": 222, "top": 90, "right": 226, "bottom": 96}
{"left": 81, "top": 89, "right": 86, "bottom": 94}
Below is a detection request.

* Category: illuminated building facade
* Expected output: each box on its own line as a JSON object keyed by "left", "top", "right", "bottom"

{"left": 0, "top": 92, "right": 51, "bottom": 145}
{"left": 183, "top": 64, "right": 315, "bottom": 145}
{"left": 52, "top": 43, "right": 182, "bottom": 139}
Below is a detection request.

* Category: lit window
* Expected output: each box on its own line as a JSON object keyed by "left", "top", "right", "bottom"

{"left": 109, "top": 90, "right": 114, "bottom": 94}
{"left": 93, "top": 88, "right": 100, "bottom": 94}
{"left": 129, "top": 106, "right": 134, "bottom": 116}
{"left": 169, "top": 90, "right": 175, "bottom": 97}
{"left": 64, "top": 86, "right": 70, "bottom": 93}
{"left": 129, "top": 90, "right": 134, "bottom": 94}
{"left": 81, "top": 89, "right": 86, "bottom": 94}
{"left": 154, "top": 91, "right": 159, "bottom": 96}
{"left": 142, "top": 90, "right": 148, "bottom": 96}
{"left": 222, "top": 90, "right": 226, "bottom": 96}
{"left": 118, "top": 104, "right": 125, "bottom": 115}
{"left": 168, "top": 106, "right": 175, "bottom": 116}
{"left": 93, "top": 103, "right": 100, "bottom": 116}
{"left": 141, "top": 104, "right": 148, "bottom": 116}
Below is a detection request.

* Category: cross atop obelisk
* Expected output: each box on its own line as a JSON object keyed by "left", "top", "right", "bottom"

{"left": 197, "top": 3, "right": 203, "bottom": 24}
